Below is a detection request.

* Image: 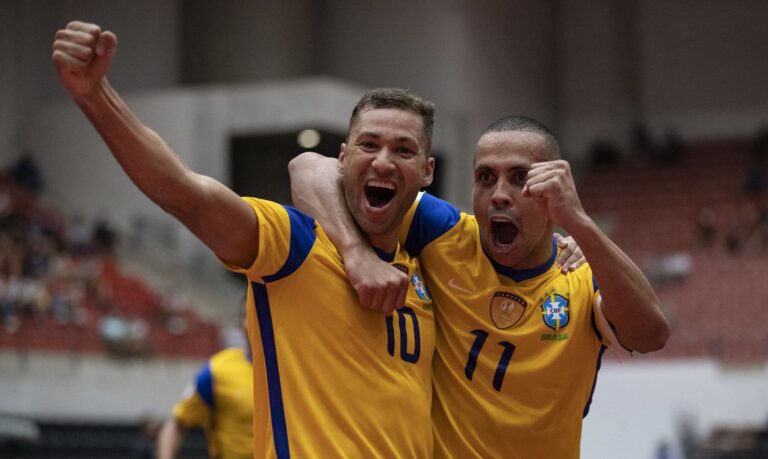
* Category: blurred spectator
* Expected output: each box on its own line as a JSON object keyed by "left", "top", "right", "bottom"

{"left": 646, "top": 251, "right": 693, "bottom": 287}
{"left": 724, "top": 221, "right": 748, "bottom": 255}
{"left": 133, "top": 417, "right": 161, "bottom": 459}
{"left": 0, "top": 179, "right": 218, "bottom": 359}
{"left": 66, "top": 214, "right": 92, "bottom": 256}
{"left": 125, "top": 314, "right": 151, "bottom": 356}
{"left": 47, "top": 277, "right": 73, "bottom": 325}
{"left": 589, "top": 139, "right": 621, "bottom": 169}
{"left": 654, "top": 440, "right": 675, "bottom": 459}
{"left": 0, "top": 190, "right": 11, "bottom": 218}
{"left": 631, "top": 122, "right": 657, "bottom": 161}
{"left": 0, "top": 276, "right": 12, "bottom": 324}
{"left": 99, "top": 310, "right": 128, "bottom": 355}
{"left": 657, "top": 129, "right": 686, "bottom": 165}
{"left": 695, "top": 207, "right": 717, "bottom": 248}
{"left": 165, "top": 314, "right": 189, "bottom": 336}
{"left": 724, "top": 200, "right": 759, "bottom": 255}
{"left": 745, "top": 127, "right": 768, "bottom": 195}
{"left": 754, "top": 194, "right": 768, "bottom": 253}
{"left": 10, "top": 152, "right": 44, "bottom": 194}
{"left": 92, "top": 214, "right": 119, "bottom": 256}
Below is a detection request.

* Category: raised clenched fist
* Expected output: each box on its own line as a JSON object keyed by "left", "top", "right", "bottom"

{"left": 52, "top": 21, "right": 118, "bottom": 98}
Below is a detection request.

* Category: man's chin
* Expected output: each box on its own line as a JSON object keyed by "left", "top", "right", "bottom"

{"left": 485, "top": 239, "right": 523, "bottom": 267}
{"left": 357, "top": 213, "right": 396, "bottom": 237}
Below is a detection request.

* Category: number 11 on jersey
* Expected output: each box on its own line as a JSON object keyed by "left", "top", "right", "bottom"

{"left": 464, "top": 329, "right": 516, "bottom": 391}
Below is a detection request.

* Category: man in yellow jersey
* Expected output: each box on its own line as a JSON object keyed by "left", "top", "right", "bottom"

{"left": 53, "top": 21, "right": 436, "bottom": 458}
{"left": 157, "top": 344, "right": 253, "bottom": 459}
{"left": 157, "top": 319, "right": 253, "bottom": 459}
{"left": 290, "top": 116, "right": 671, "bottom": 458}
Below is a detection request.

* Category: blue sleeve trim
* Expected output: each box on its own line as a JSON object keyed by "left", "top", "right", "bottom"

{"left": 582, "top": 345, "right": 607, "bottom": 418}
{"left": 263, "top": 206, "right": 316, "bottom": 283}
{"left": 403, "top": 193, "right": 460, "bottom": 257}
{"left": 252, "top": 281, "right": 291, "bottom": 458}
{"left": 590, "top": 309, "right": 603, "bottom": 343}
{"left": 592, "top": 274, "right": 598, "bottom": 292}
{"left": 373, "top": 247, "right": 396, "bottom": 262}
{"left": 194, "top": 363, "right": 215, "bottom": 409}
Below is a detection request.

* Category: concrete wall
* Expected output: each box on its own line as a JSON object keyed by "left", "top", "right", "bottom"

{"left": 0, "top": 351, "right": 203, "bottom": 421}
{"left": 640, "top": 0, "right": 768, "bottom": 138}
{"left": 4, "top": 0, "right": 768, "bottom": 189}
{"left": 583, "top": 359, "right": 768, "bottom": 459}
{"left": 0, "top": 0, "right": 181, "bottom": 167}
{"left": 24, "top": 78, "right": 364, "bottom": 269}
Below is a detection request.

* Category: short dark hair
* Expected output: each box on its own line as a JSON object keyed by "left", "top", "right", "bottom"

{"left": 484, "top": 115, "right": 560, "bottom": 159}
{"left": 349, "top": 88, "right": 435, "bottom": 151}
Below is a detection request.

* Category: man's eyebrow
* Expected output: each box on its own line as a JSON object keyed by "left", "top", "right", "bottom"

{"left": 356, "top": 131, "right": 419, "bottom": 145}
{"left": 355, "top": 131, "right": 382, "bottom": 139}
{"left": 474, "top": 162, "right": 529, "bottom": 171}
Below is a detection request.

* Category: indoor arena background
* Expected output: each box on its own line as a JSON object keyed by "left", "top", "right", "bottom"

{"left": 2, "top": 1, "right": 768, "bottom": 458}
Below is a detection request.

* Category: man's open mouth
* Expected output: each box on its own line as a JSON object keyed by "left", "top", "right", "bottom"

{"left": 491, "top": 221, "right": 518, "bottom": 245}
{"left": 364, "top": 182, "right": 396, "bottom": 208}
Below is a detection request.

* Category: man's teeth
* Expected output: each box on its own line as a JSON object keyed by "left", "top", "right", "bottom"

{"left": 366, "top": 179, "right": 395, "bottom": 189}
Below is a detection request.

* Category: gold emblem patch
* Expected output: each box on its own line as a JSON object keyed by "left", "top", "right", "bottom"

{"left": 392, "top": 263, "right": 409, "bottom": 274}
{"left": 490, "top": 292, "right": 527, "bottom": 329}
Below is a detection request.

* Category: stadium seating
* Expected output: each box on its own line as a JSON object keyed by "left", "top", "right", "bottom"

{"left": 0, "top": 174, "right": 220, "bottom": 359}
{"left": 579, "top": 139, "right": 768, "bottom": 363}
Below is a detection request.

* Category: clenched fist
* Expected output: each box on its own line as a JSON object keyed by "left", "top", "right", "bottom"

{"left": 52, "top": 21, "right": 117, "bottom": 98}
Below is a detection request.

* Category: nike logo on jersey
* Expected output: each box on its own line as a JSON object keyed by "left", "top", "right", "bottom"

{"left": 447, "top": 278, "right": 472, "bottom": 294}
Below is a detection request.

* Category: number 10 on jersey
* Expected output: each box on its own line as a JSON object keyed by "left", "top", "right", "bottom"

{"left": 385, "top": 307, "right": 421, "bottom": 364}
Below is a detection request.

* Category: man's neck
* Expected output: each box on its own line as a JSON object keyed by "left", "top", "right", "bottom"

{"left": 367, "top": 234, "right": 398, "bottom": 256}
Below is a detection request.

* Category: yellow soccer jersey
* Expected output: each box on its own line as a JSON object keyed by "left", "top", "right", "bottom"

{"left": 173, "top": 347, "right": 254, "bottom": 459}
{"left": 224, "top": 198, "right": 435, "bottom": 459}
{"left": 401, "top": 193, "right": 618, "bottom": 459}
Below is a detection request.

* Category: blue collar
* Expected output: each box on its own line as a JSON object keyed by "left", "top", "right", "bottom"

{"left": 374, "top": 246, "right": 396, "bottom": 262}
{"left": 487, "top": 238, "right": 557, "bottom": 282}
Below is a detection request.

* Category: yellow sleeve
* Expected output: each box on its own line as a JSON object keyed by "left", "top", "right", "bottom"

{"left": 587, "top": 267, "right": 633, "bottom": 359}
{"left": 397, "top": 192, "right": 421, "bottom": 245}
{"left": 220, "top": 197, "right": 293, "bottom": 281}
{"left": 173, "top": 383, "right": 212, "bottom": 429}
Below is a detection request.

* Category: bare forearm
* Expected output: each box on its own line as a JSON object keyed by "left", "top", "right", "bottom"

{"left": 156, "top": 418, "right": 185, "bottom": 459}
{"left": 289, "top": 153, "right": 369, "bottom": 253}
{"left": 567, "top": 217, "right": 670, "bottom": 353}
{"left": 73, "top": 79, "right": 258, "bottom": 267}
{"left": 74, "top": 79, "right": 199, "bottom": 216}
{"left": 289, "top": 153, "right": 408, "bottom": 312}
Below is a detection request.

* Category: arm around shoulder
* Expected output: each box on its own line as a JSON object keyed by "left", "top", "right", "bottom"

{"left": 288, "top": 152, "right": 409, "bottom": 313}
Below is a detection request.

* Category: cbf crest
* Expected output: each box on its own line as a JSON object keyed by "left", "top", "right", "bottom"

{"left": 410, "top": 271, "right": 431, "bottom": 302}
{"left": 540, "top": 294, "right": 569, "bottom": 331}
{"left": 490, "top": 292, "right": 527, "bottom": 329}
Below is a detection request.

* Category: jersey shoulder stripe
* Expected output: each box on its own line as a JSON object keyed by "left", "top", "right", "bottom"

{"left": 403, "top": 192, "right": 461, "bottom": 256}
{"left": 583, "top": 345, "right": 607, "bottom": 417}
{"left": 194, "top": 362, "right": 214, "bottom": 408}
{"left": 263, "top": 206, "right": 316, "bottom": 282}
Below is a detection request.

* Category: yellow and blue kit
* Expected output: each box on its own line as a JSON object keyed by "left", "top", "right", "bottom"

{"left": 224, "top": 198, "right": 435, "bottom": 458}
{"left": 400, "top": 192, "right": 622, "bottom": 459}
{"left": 173, "top": 347, "right": 253, "bottom": 459}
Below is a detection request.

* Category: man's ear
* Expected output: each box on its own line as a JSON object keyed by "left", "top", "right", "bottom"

{"left": 421, "top": 156, "right": 435, "bottom": 187}
{"left": 337, "top": 143, "right": 347, "bottom": 174}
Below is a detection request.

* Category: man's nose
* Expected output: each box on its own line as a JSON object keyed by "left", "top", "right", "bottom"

{"left": 371, "top": 148, "right": 396, "bottom": 173}
{"left": 491, "top": 180, "right": 514, "bottom": 208}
